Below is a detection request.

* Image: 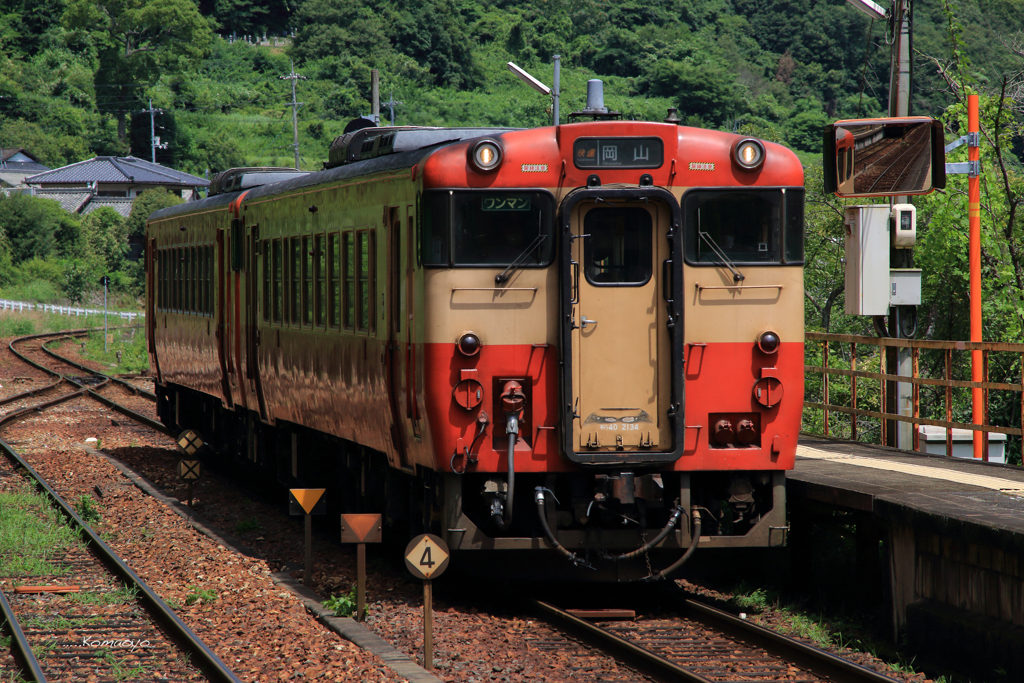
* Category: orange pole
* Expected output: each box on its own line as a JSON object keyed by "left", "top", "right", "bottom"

{"left": 969, "top": 94, "right": 983, "bottom": 459}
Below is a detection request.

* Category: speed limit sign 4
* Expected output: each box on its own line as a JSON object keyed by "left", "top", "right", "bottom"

{"left": 404, "top": 534, "right": 449, "bottom": 580}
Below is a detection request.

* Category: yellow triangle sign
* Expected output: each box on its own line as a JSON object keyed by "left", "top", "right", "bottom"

{"left": 342, "top": 514, "right": 382, "bottom": 543}
{"left": 291, "top": 488, "right": 325, "bottom": 515}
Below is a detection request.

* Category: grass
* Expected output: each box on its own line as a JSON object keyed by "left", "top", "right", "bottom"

{"left": 0, "top": 483, "right": 82, "bottom": 576}
{"left": 74, "top": 494, "right": 102, "bottom": 524}
{"left": 729, "top": 585, "right": 835, "bottom": 648}
{"left": 184, "top": 586, "right": 217, "bottom": 606}
{"left": 102, "top": 651, "right": 149, "bottom": 681}
{"left": 78, "top": 326, "right": 149, "bottom": 374}
{"left": 65, "top": 586, "right": 138, "bottom": 607}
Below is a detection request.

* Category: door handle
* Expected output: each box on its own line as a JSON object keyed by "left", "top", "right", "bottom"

{"left": 581, "top": 315, "right": 598, "bottom": 329}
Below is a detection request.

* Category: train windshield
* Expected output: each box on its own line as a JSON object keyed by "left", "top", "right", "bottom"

{"left": 421, "top": 190, "right": 555, "bottom": 267}
{"left": 684, "top": 188, "right": 804, "bottom": 265}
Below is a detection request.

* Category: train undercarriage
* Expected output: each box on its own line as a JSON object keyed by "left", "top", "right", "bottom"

{"left": 159, "top": 382, "right": 787, "bottom": 581}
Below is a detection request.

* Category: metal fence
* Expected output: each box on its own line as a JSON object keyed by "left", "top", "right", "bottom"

{"left": 804, "top": 332, "right": 1024, "bottom": 462}
{"left": 0, "top": 298, "right": 144, "bottom": 322}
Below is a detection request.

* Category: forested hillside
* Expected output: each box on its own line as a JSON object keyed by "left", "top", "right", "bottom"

{"left": 1, "top": 0, "right": 1023, "bottom": 443}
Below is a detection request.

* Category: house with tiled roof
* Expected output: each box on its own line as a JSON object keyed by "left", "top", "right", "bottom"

{"left": 26, "top": 156, "right": 207, "bottom": 201}
{"left": 0, "top": 149, "right": 50, "bottom": 188}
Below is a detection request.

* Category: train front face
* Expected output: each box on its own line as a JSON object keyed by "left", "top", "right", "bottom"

{"left": 420, "top": 122, "right": 805, "bottom": 578}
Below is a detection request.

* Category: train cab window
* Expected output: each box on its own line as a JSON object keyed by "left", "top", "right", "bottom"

{"left": 421, "top": 190, "right": 555, "bottom": 267}
{"left": 272, "top": 240, "right": 283, "bottom": 323}
{"left": 583, "top": 207, "right": 653, "bottom": 286}
{"left": 343, "top": 232, "right": 355, "bottom": 329}
{"left": 328, "top": 233, "right": 340, "bottom": 328}
{"left": 684, "top": 188, "right": 805, "bottom": 265}
{"left": 314, "top": 234, "right": 326, "bottom": 326}
{"left": 290, "top": 237, "right": 301, "bottom": 325}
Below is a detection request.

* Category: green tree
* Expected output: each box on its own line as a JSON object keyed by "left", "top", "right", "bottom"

{"left": 0, "top": 193, "right": 80, "bottom": 263}
{"left": 82, "top": 207, "right": 130, "bottom": 271}
{"left": 126, "top": 188, "right": 184, "bottom": 238}
{"left": 63, "top": 0, "right": 214, "bottom": 143}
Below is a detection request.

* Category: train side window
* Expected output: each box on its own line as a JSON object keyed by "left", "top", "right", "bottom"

{"left": 303, "top": 235, "right": 313, "bottom": 325}
{"left": 357, "top": 230, "right": 370, "bottom": 331}
{"left": 207, "top": 245, "right": 213, "bottom": 315}
{"left": 291, "top": 236, "right": 301, "bottom": 325}
{"left": 272, "top": 239, "right": 283, "bottom": 323}
{"left": 343, "top": 231, "right": 355, "bottom": 330}
{"left": 328, "top": 233, "right": 340, "bottom": 328}
{"left": 157, "top": 251, "right": 164, "bottom": 310}
{"left": 266, "top": 240, "right": 274, "bottom": 323}
{"left": 314, "top": 234, "right": 326, "bottom": 326}
{"left": 190, "top": 246, "right": 197, "bottom": 314}
{"left": 368, "top": 230, "right": 376, "bottom": 333}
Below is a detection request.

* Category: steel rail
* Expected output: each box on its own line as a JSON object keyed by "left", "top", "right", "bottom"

{"left": 41, "top": 336, "right": 157, "bottom": 400}
{"left": 533, "top": 600, "right": 713, "bottom": 683}
{"left": 0, "top": 587, "right": 48, "bottom": 683}
{"left": 673, "top": 593, "right": 900, "bottom": 683}
{"left": 0, "top": 437, "right": 241, "bottom": 683}
{"left": 1, "top": 331, "right": 239, "bottom": 683}
{"left": 8, "top": 331, "right": 168, "bottom": 435}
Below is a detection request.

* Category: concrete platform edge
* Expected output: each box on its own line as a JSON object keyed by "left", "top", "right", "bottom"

{"left": 271, "top": 573, "right": 443, "bottom": 683}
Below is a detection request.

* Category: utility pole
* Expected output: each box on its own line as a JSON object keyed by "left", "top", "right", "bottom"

{"left": 280, "top": 62, "right": 307, "bottom": 170}
{"left": 553, "top": 55, "right": 561, "bottom": 125}
{"left": 371, "top": 69, "right": 380, "bottom": 126}
{"left": 382, "top": 91, "right": 403, "bottom": 126}
{"left": 885, "top": 0, "right": 915, "bottom": 451}
{"left": 144, "top": 99, "right": 167, "bottom": 163}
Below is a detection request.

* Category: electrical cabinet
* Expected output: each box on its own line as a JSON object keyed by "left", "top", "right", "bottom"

{"left": 890, "top": 268, "right": 922, "bottom": 306}
{"left": 844, "top": 205, "right": 891, "bottom": 315}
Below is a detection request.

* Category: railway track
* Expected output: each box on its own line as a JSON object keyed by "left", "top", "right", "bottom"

{"left": 0, "top": 329, "right": 240, "bottom": 683}
{"left": 532, "top": 591, "right": 901, "bottom": 683}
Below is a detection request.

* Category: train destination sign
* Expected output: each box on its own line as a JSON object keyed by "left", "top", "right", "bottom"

{"left": 573, "top": 137, "right": 664, "bottom": 169}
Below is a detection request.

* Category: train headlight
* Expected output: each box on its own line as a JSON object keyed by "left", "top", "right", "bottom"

{"left": 469, "top": 139, "right": 503, "bottom": 173}
{"left": 732, "top": 138, "right": 765, "bottom": 171}
{"left": 457, "top": 332, "right": 482, "bottom": 357}
{"left": 757, "top": 330, "right": 780, "bottom": 354}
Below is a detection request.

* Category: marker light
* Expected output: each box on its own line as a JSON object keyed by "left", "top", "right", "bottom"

{"left": 757, "top": 330, "right": 781, "bottom": 354}
{"left": 457, "top": 332, "right": 482, "bottom": 356}
{"left": 733, "top": 138, "right": 765, "bottom": 171}
{"left": 469, "top": 139, "right": 503, "bottom": 172}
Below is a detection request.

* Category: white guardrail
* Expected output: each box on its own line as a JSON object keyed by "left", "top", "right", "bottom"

{"left": 0, "top": 298, "right": 144, "bottom": 322}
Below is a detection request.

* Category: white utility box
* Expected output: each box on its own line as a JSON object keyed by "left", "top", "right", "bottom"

{"left": 844, "top": 205, "right": 891, "bottom": 315}
{"left": 889, "top": 268, "right": 922, "bottom": 306}
{"left": 917, "top": 425, "right": 1006, "bottom": 464}
{"left": 892, "top": 203, "right": 917, "bottom": 247}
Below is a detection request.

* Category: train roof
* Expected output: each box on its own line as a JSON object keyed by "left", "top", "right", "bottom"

{"left": 148, "top": 143, "right": 444, "bottom": 223}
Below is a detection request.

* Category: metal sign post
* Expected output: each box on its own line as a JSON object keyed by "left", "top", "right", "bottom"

{"left": 289, "top": 489, "right": 326, "bottom": 585}
{"left": 175, "top": 430, "right": 205, "bottom": 509}
{"left": 99, "top": 276, "right": 111, "bottom": 354}
{"left": 341, "top": 514, "right": 383, "bottom": 621}
{"left": 177, "top": 459, "right": 201, "bottom": 508}
{"left": 404, "top": 534, "right": 449, "bottom": 670}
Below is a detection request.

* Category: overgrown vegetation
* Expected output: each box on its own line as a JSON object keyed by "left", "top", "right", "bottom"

{"left": 77, "top": 326, "right": 149, "bottom": 374}
{"left": 73, "top": 493, "right": 102, "bottom": 524}
{"left": 65, "top": 585, "right": 139, "bottom": 606}
{"left": 0, "top": 482, "right": 82, "bottom": 576}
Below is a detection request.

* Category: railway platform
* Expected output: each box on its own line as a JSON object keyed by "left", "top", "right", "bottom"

{"left": 789, "top": 436, "right": 1024, "bottom": 678}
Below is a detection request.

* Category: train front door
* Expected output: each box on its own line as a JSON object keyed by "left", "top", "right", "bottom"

{"left": 561, "top": 190, "right": 684, "bottom": 463}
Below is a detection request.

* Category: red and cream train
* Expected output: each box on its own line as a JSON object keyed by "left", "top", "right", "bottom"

{"left": 147, "top": 106, "right": 804, "bottom": 579}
